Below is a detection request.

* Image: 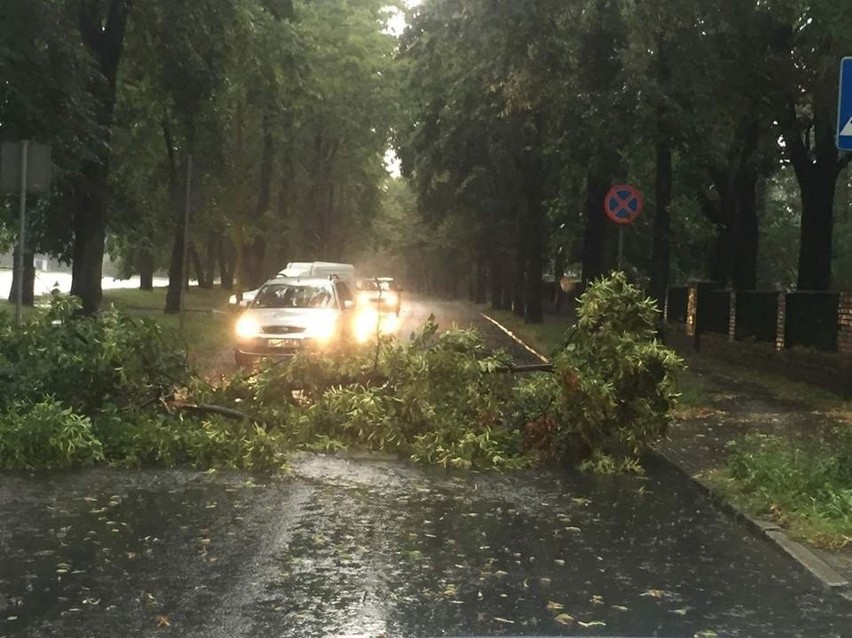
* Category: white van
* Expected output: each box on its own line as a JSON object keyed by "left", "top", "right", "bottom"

{"left": 280, "top": 262, "right": 356, "bottom": 288}
{"left": 229, "top": 261, "right": 356, "bottom": 307}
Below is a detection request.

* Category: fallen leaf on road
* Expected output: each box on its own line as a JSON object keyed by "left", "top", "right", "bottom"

{"left": 612, "top": 605, "right": 629, "bottom": 612}
{"left": 554, "top": 559, "right": 565, "bottom": 566}
{"left": 493, "top": 617, "right": 515, "bottom": 624}
{"left": 554, "top": 613, "right": 574, "bottom": 625}
{"left": 546, "top": 601, "right": 564, "bottom": 611}
{"left": 671, "top": 607, "right": 689, "bottom": 616}
{"left": 156, "top": 614, "right": 171, "bottom": 628}
{"left": 590, "top": 594, "right": 604, "bottom": 605}
{"left": 641, "top": 588, "right": 665, "bottom": 598}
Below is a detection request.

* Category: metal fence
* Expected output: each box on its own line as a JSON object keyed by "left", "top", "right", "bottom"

{"left": 785, "top": 292, "right": 840, "bottom": 353}
{"left": 735, "top": 292, "right": 779, "bottom": 344}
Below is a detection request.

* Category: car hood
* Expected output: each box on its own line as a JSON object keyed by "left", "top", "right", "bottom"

{"left": 242, "top": 307, "right": 338, "bottom": 329}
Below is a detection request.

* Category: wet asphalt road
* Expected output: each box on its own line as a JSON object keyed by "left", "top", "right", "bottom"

{"left": 2, "top": 298, "right": 852, "bottom": 637}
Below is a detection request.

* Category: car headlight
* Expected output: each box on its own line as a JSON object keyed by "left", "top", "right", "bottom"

{"left": 358, "top": 291, "right": 372, "bottom": 304}
{"left": 235, "top": 315, "right": 260, "bottom": 339}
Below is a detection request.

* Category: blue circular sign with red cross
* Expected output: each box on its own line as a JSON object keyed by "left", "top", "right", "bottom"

{"left": 604, "top": 184, "right": 643, "bottom": 225}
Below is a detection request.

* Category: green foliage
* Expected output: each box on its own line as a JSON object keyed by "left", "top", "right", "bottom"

{"left": 203, "top": 318, "right": 530, "bottom": 469}
{"left": 0, "top": 278, "right": 681, "bottom": 473}
{"left": 0, "top": 296, "right": 187, "bottom": 415}
{"left": 722, "top": 431, "right": 852, "bottom": 547}
{"left": 547, "top": 273, "right": 682, "bottom": 462}
{"left": 0, "top": 398, "right": 104, "bottom": 470}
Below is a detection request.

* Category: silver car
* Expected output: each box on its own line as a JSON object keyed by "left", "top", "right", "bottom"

{"left": 232, "top": 277, "right": 356, "bottom": 366}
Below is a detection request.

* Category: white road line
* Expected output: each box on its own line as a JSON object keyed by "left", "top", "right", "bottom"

{"left": 480, "top": 312, "right": 550, "bottom": 364}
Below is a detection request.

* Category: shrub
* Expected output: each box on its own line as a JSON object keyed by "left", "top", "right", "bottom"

{"left": 0, "top": 296, "right": 187, "bottom": 416}
{"left": 0, "top": 398, "right": 104, "bottom": 470}
{"left": 546, "top": 273, "right": 682, "bottom": 463}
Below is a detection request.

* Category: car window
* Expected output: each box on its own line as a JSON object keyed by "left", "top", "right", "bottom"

{"left": 252, "top": 283, "right": 334, "bottom": 309}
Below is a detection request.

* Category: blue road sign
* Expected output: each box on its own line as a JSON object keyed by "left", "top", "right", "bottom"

{"left": 837, "top": 57, "right": 852, "bottom": 151}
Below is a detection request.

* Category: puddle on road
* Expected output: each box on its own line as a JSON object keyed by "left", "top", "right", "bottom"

{"left": 1, "top": 458, "right": 850, "bottom": 637}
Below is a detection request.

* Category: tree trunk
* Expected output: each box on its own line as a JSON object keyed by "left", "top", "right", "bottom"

{"left": 70, "top": 0, "right": 132, "bottom": 314}
{"left": 191, "top": 243, "right": 209, "bottom": 288}
{"left": 70, "top": 164, "right": 107, "bottom": 313}
{"left": 649, "top": 141, "right": 672, "bottom": 310}
{"left": 511, "top": 228, "right": 525, "bottom": 317}
{"left": 783, "top": 90, "right": 844, "bottom": 291}
{"left": 553, "top": 250, "right": 565, "bottom": 313}
{"left": 582, "top": 167, "right": 609, "bottom": 283}
{"left": 219, "top": 235, "right": 235, "bottom": 290}
{"left": 731, "top": 165, "right": 759, "bottom": 290}
{"left": 204, "top": 231, "right": 218, "bottom": 286}
{"left": 7, "top": 247, "right": 35, "bottom": 306}
{"left": 164, "top": 226, "right": 184, "bottom": 314}
{"left": 247, "top": 118, "right": 275, "bottom": 287}
{"left": 524, "top": 176, "right": 545, "bottom": 325}
{"left": 163, "top": 123, "right": 183, "bottom": 314}
{"left": 138, "top": 248, "right": 154, "bottom": 291}
{"left": 796, "top": 172, "right": 836, "bottom": 290}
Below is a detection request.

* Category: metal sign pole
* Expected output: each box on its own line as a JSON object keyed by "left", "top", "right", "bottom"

{"left": 179, "top": 154, "right": 193, "bottom": 333}
{"left": 16, "top": 141, "right": 29, "bottom": 326}
{"left": 617, "top": 226, "right": 624, "bottom": 271}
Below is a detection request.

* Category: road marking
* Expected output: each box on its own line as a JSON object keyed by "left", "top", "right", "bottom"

{"left": 479, "top": 312, "right": 550, "bottom": 364}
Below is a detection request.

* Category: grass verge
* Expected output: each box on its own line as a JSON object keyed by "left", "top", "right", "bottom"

{"left": 706, "top": 431, "right": 852, "bottom": 549}
{"left": 102, "top": 286, "right": 233, "bottom": 375}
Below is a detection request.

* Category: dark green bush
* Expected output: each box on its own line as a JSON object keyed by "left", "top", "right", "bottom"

{"left": 0, "top": 296, "right": 187, "bottom": 415}
{"left": 545, "top": 273, "right": 682, "bottom": 465}
{"left": 0, "top": 398, "right": 104, "bottom": 470}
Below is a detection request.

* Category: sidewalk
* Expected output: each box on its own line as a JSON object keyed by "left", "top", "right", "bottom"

{"left": 658, "top": 355, "right": 852, "bottom": 596}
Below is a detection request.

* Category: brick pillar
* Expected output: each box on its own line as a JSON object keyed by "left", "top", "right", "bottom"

{"left": 838, "top": 291, "right": 852, "bottom": 355}
{"left": 728, "top": 291, "right": 736, "bottom": 342}
{"left": 776, "top": 291, "right": 786, "bottom": 352}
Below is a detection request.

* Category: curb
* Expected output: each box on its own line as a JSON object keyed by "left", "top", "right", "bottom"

{"left": 479, "top": 312, "right": 550, "bottom": 363}
{"left": 653, "top": 448, "right": 851, "bottom": 595}
{"left": 481, "top": 311, "right": 852, "bottom": 597}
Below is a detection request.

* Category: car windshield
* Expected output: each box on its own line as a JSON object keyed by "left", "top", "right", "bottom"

{"left": 253, "top": 283, "right": 334, "bottom": 309}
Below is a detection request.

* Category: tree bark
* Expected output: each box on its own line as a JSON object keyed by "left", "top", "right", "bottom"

{"left": 70, "top": 163, "right": 108, "bottom": 313}
{"left": 245, "top": 118, "right": 275, "bottom": 288}
{"left": 523, "top": 168, "right": 545, "bottom": 324}
{"left": 218, "top": 235, "right": 235, "bottom": 290}
{"left": 731, "top": 164, "right": 759, "bottom": 290}
{"left": 582, "top": 167, "right": 609, "bottom": 284}
{"left": 204, "top": 231, "right": 218, "bottom": 286}
{"left": 649, "top": 141, "right": 672, "bottom": 310}
{"left": 7, "top": 247, "right": 35, "bottom": 306}
{"left": 138, "top": 248, "right": 154, "bottom": 291}
{"left": 71, "top": 0, "right": 132, "bottom": 314}
{"left": 511, "top": 225, "right": 525, "bottom": 316}
{"left": 783, "top": 90, "right": 845, "bottom": 290}
{"left": 191, "top": 243, "right": 209, "bottom": 288}
{"left": 163, "top": 122, "right": 183, "bottom": 314}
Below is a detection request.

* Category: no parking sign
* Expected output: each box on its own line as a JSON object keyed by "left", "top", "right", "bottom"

{"left": 604, "top": 184, "right": 643, "bottom": 225}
